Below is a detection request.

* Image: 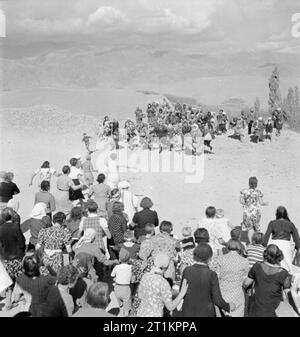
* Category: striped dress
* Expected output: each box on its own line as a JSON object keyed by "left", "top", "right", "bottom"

{"left": 246, "top": 244, "right": 265, "bottom": 268}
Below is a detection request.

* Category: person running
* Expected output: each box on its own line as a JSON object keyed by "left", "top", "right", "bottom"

{"left": 240, "top": 177, "right": 268, "bottom": 243}
{"left": 29, "top": 161, "right": 58, "bottom": 189}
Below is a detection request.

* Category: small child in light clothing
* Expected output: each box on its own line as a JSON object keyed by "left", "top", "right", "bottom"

{"left": 111, "top": 250, "right": 132, "bottom": 317}
{"left": 215, "top": 209, "right": 232, "bottom": 247}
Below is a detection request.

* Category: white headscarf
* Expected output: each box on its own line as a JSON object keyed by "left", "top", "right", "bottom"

{"left": 75, "top": 228, "right": 96, "bottom": 249}
{"left": 118, "top": 180, "right": 130, "bottom": 189}
{"left": 30, "top": 203, "right": 47, "bottom": 220}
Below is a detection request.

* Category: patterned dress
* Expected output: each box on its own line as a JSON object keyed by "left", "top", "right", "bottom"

{"left": 217, "top": 251, "right": 249, "bottom": 317}
{"left": 136, "top": 272, "right": 172, "bottom": 317}
{"left": 139, "top": 233, "right": 178, "bottom": 280}
{"left": 37, "top": 226, "right": 71, "bottom": 275}
{"left": 240, "top": 188, "right": 263, "bottom": 231}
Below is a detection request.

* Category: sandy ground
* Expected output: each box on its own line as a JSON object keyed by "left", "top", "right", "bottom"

{"left": 1, "top": 93, "right": 300, "bottom": 316}
{"left": 2, "top": 115, "right": 300, "bottom": 237}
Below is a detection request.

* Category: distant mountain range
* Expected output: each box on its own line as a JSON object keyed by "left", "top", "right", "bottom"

{"left": 1, "top": 45, "right": 300, "bottom": 91}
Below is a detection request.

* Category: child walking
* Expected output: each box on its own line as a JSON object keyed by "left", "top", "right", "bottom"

{"left": 111, "top": 250, "right": 132, "bottom": 317}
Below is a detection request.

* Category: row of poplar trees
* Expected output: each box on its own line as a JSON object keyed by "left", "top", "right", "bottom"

{"left": 268, "top": 66, "right": 300, "bottom": 125}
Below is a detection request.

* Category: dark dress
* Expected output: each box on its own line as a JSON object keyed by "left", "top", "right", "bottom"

{"left": 181, "top": 264, "right": 230, "bottom": 317}
{"left": 42, "top": 285, "right": 69, "bottom": 317}
{"left": 248, "top": 262, "right": 292, "bottom": 317}
{"left": 0, "top": 221, "right": 26, "bottom": 281}
{"left": 132, "top": 209, "right": 159, "bottom": 239}
{"left": 0, "top": 211, "right": 21, "bottom": 227}
{"left": 16, "top": 273, "right": 56, "bottom": 316}
{"left": 107, "top": 212, "right": 128, "bottom": 259}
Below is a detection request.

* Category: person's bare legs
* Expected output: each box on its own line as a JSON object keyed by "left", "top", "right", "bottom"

{"left": 248, "top": 228, "right": 254, "bottom": 243}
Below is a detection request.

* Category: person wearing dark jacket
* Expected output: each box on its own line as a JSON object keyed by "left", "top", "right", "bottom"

{"left": 263, "top": 206, "right": 300, "bottom": 272}
{"left": 131, "top": 197, "right": 159, "bottom": 241}
{"left": 181, "top": 243, "right": 235, "bottom": 317}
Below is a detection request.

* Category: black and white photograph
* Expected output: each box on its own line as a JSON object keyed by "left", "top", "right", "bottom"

{"left": 0, "top": 0, "right": 300, "bottom": 322}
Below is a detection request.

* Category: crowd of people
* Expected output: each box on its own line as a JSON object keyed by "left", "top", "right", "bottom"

{"left": 92, "top": 101, "right": 286, "bottom": 157}
{"left": 1, "top": 151, "right": 300, "bottom": 318}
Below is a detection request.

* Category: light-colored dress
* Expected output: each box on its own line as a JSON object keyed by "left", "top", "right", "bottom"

{"left": 120, "top": 190, "right": 138, "bottom": 223}
{"left": 240, "top": 188, "right": 263, "bottom": 231}
{"left": 82, "top": 160, "right": 94, "bottom": 186}
{"left": 55, "top": 175, "right": 73, "bottom": 215}
{"left": 90, "top": 183, "right": 111, "bottom": 214}
{"left": 139, "top": 233, "right": 178, "bottom": 280}
{"left": 106, "top": 157, "right": 120, "bottom": 189}
{"left": 217, "top": 251, "right": 249, "bottom": 317}
{"left": 137, "top": 272, "right": 172, "bottom": 317}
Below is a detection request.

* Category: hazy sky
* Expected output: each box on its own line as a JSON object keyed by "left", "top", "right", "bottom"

{"left": 1, "top": 0, "right": 300, "bottom": 55}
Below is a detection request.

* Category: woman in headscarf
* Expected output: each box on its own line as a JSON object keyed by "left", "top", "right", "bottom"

{"left": 0, "top": 172, "right": 20, "bottom": 211}
{"left": 263, "top": 206, "right": 300, "bottom": 272}
{"left": 73, "top": 228, "right": 118, "bottom": 270}
{"left": 118, "top": 181, "right": 138, "bottom": 223}
{"left": 131, "top": 197, "right": 159, "bottom": 241}
{"left": 21, "top": 203, "right": 51, "bottom": 251}
{"left": 36, "top": 212, "right": 72, "bottom": 275}
{"left": 240, "top": 177, "right": 268, "bottom": 242}
{"left": 107, "top": 201, "right": 128, "bottom": 260}
{"left": 136, "top": 253, "right": 188, "bottom": 317}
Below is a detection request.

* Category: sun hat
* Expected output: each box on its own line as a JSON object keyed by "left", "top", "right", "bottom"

{"left": 118, "top": 180, "right": 130, "bottom": 189}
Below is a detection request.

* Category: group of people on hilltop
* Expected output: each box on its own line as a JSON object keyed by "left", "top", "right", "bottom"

{"left": 1, "top": 159, "right": 300, "bottom": 317}
{"left": 95, "top": 101, "right": 286, "bottom": 155}
{"left": 97, "top": 100, "right": 230, "bottom": 155}
{"left": 238, "top": 107, "right": 286, "bottom": 143}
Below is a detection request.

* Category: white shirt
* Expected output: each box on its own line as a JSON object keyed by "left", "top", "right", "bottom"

{"left": 121, "top": 190, "right": 138, "bottom": 222}
{"left": 214, "top": 218, "right": 231, "bottom": 243}
{"left": 69, "top": 166, "right": 83, "bottom": 180}
{"left": 111, "top": 264, "right": 132, "bottom": 285}
{"left": 198, "top": 218, "right": 220, "bottom": 251}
